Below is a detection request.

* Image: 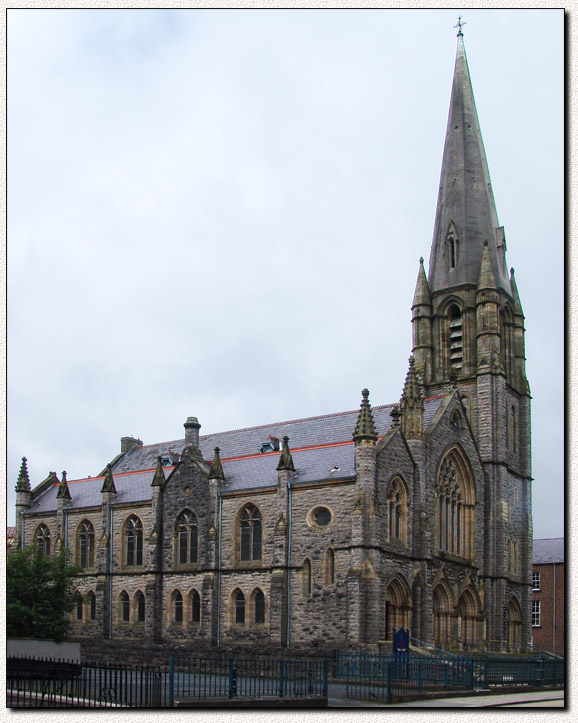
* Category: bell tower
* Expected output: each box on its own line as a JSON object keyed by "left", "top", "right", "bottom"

{"left": 411, "top": 24, "right": 533, "bottom": 652}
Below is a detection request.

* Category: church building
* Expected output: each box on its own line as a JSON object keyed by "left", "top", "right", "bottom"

{"left": 13, "top": 31, "right": 532, "bottom": 654}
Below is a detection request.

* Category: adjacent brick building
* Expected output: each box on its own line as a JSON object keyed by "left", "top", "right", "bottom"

{"left": 532, "top": 538, "right": 564, "bottom": 657}
{"left": 12, "top": 31, "right": 533, "bottom": 654}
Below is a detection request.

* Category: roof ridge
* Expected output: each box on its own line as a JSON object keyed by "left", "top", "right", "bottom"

{"left": 132, "top": 404, "right": 397, "bottom": 451}
{"left": 61, "top": 466, "right": 178, "bottom": 485}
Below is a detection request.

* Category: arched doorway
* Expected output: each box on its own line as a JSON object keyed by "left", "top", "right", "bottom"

{"left": 384, "top": 576, "right": 411, "bottom": 640}
{"left": 433, "top": 584, "right": 452, "bottom": 649}
{"left": 506, "top": 597, "right": 522, "bottom": 653}
{"left": 457, "top": 587, "right": 479, "bottom": 650}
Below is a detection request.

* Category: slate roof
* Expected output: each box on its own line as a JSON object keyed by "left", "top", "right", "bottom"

{"left": 25, "top": 396, "right": 446, "bottom": 515}
{"left": 533, "top": 538, "right": 564, "bottom": 565}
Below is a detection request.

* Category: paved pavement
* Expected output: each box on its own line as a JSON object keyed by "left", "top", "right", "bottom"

{"left": 327, "top": 685, "right": 565, "bottom": 708}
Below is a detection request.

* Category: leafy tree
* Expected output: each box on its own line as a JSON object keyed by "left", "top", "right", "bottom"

{"left": 7, "top": 546, "right": 81, "bottom": 641}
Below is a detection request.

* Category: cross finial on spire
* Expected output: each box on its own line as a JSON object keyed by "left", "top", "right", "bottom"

{"left": 454, "top": 15, "right": 466, "bottom": 37}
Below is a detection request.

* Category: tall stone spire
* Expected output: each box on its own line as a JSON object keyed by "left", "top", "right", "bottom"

{"left": 16, "top": 457, "right": 31, "bottom": 492}
{"left": 428, "top": 33, "right": 510, "bottom": 295}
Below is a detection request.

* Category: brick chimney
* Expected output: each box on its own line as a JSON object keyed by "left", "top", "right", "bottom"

{"left": 121, "top": 436, "right": 143, "bottom": 454}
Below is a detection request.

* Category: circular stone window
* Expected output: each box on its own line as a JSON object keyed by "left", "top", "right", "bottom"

{"left": 308, "top": 506, "right": 333, "bottom": 530}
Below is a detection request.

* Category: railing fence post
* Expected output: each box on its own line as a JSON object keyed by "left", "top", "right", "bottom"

{"left": 228, "top": 658, "right": 236, "bottom": 698}
{"left": 168, "top": 655, "right": 174, "bottom": 708}
{"left": 387, "top": 662, "right": 392, "bottom": 704}
{"left": 323, "top": 659, "right": 328, "bottom": 699}
{"left": 279, "top": 659, "right": 285, "bottom": 698}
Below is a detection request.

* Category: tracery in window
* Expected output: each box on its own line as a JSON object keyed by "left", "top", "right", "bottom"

{"left": 387, "top": 477, "right": 408, "bottom": 543}
{"left": 77, "top": 519, "right": 95, "bottom": 569}
{"left": 239, "top": 503, "right": 262, "bottom": 562}
{"left": 124, "top": 515, "right": 143, "bottom": 566}
{"left": 36, "top": 524, "right": 51, "bottom": 556}
{"left": 176, "top": 510, "right": 198, "bottom": 565}
{"left": 435, "top": 449, "right": 475, "bottom": 559}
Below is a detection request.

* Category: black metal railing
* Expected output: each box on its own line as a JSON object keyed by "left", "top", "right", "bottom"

{"left": 339, "top": 651, "right": 565, "bottom": 704}
{"left": 7, "top": 655, "right": 329, "bottom": 708}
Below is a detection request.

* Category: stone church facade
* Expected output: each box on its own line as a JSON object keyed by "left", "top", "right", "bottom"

{"left": 13, "top": 34, "right": 532, "bottom": 654}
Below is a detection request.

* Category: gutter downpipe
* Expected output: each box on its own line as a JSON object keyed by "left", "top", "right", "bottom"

{"left": 109, "top": 507, "right": 114, "bottom": 640}
{"left": 552, "top": 563, "right": 556, "bottom": 655}
{"left": 217, "top": 491, "right": 223, "bottom": 648}
{"left": 63, "top": 510, "right": 69, "bottom": 622}
{"left": 286, "top": 482, "right": 293, "bottom": 648}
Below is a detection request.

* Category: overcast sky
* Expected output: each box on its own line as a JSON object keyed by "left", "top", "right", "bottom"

{"left": 7, "top": 7, "right": 564, "bottom": 539}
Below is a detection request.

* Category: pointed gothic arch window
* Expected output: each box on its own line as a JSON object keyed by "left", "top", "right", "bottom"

{"left": 238, "top": 503, "right": 262, "bottom": 562}
{"left": 173, "top": 590, "right": 183, "bottom": 624}
{"left": 77, "top": 519, "right": 95, "bottom": 569}
{"left": 508, "top": 405, "right": 518, "bottom": 453}
{"left": 190, "top": 590, "right": 201, "bottom": 624}
{"left": 435, "top": 448, "right": 475, "bottom": 559}
{"left": 120, "top": 591, "right": 130, "bottom": 622}
{"left": 387, "top": 477, "right": 408, "bottom": 543}
{"left": 232, "top": 589, "right": 245, "bottom": 624}
{"left": 175, "top": 509, "right": 198, "bottom": 565}
{"left": 302, "top": 558, "right": 313, "bottom": 597}
{"left": 87, "top": 591, "right": 96, "bottom": 621}
{"left": 135, "top": 591, "right": 146, "bottom": 622}
{"left": 124, "top": 515, "right": 143, "bottom": 567}
{"left": 35, "top": 524, "right": 51, "bottom": 556}
{"left": 506, "top": 597, "right": 522, "bottom": 653}
{"left": 324, "top": 548, "right": 336, "bottom": 585}
{"left": 252, "top": 588, "right": 266, "bottom": 624}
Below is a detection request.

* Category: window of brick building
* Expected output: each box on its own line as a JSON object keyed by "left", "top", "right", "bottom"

{"left": 532, "top": 571, "right": 541, "bottom": 591}
{"left": 531, "top": 600, "right": 541, "bottom": 627}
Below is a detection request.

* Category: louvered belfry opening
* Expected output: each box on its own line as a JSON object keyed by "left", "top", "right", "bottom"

{"left": 448, "top": 304, "right": 463, "bottom": 371}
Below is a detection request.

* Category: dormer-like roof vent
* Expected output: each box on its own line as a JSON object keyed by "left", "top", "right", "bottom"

{"left": 160, "top": 451, "right": 180, "bottom": 466}
{"left": 259, "top": 436, "right": 280, "bottom": 454}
